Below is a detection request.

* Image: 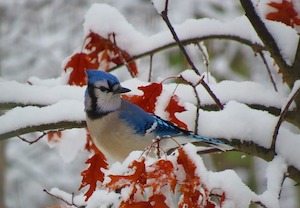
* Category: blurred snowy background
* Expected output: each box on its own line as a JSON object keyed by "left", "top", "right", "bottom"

{"left": 0, "top": 0, "right": 297, "bottom": 207}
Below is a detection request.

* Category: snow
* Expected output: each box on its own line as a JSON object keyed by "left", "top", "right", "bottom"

{"left": 0, "top": 79, "right": 84, "bottom": 106}
{"left": 179, "top": 69, "right": 202, "bottom": 86}
{"left": 47, "top": 128, "right": 87, "bottom": 163}
{"left": 151, "top": 0, "right": 165, "bottom": 14}
{"left": 83, "top": 4, "right": 265, "bottom": 57}
{"left": 264, "top": 20, "right": 299, "bottom": 65}
{"left": 49, "top": 187, "right": 86, "bottom": 207}
{"left": 258, "top": 156, "right": 287, "bottom": 208}
{"left": 0, "top": 100, "right": 85, "bottom": 136}
{"left": 2, "top": 2, "right": 300, "bottom": 207}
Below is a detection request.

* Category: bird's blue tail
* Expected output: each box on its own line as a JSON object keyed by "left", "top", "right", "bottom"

{"left": 190, "top": 134, "right": 233, "bottom": 151}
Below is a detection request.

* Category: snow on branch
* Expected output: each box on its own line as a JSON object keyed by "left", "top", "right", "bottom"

{"left": 83, "top": 3, "right": 266, "bottom": 72}
{"left": 0, "top": 100, "right": 85, "bottom": 141}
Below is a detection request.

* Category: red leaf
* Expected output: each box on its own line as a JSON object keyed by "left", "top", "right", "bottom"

{"left": 64, "top": 53, "right": 98, "bottom": 86}
{"left": 47, "top": 131, "right": 62, "bottom": 143}
{"left": 266, "top": 0, "right": 300, "bottom": 27}
{"left": 105, "top": 158, "right": 146, "bottom": 191}
{"left": 122, "top": 83, "right": 163, "bottom": 114}
{"left": 146, "top": 159, "right": 177, "bottom": 193}
{"left": 79, "top": 152, "right": 108, "bottom": 201}
{"left": 177, "top": 147, "right": 208, "bottom": 208}
{"left": 148, "top": 194, "right": 169, "bottom": 208}
{"left": 84, "top": 130, "right": 102, "bottom": 154}
{"left": 120, "top": 193, "right": 168, "bottom": 208}
{"left": 165, "top": 95, "right": 188, "bottom": 130}
{"left": 63, "top": 32, "right": 138, "bottom": 86}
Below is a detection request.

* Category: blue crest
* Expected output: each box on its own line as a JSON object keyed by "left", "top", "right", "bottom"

{"left": 86, "top": 70, "right": 120, "bottom": 86}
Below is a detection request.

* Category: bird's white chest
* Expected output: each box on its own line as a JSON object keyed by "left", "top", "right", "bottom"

{"left": 86, "top": 112, "right": 153, "bottom": 161}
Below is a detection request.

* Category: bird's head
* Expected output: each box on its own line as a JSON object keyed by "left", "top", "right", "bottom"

{"left": 84, "top": 70, "right": 131, "bottom": 118}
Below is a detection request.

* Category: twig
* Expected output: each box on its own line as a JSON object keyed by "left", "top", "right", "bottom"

{"left": 106, "top": 35, "right": 264, "bottom": 73}
{"left": 160, "top": 0, "right": 223, "bottom": 110}
{"left": 178, "top": 74, "right": 205, "bottom": 134}
{"left": 111, "top": 33, "right": 135, "bottom": 78}
{"left": 258, "top": 51, "right": 277, "bottom": 92}
{"left": 44, "top": 189, "right": 84, "bottom": 208}
{"left": 18, "top": 132, "right": 48, "bottom": 145}
{"left": 148, "top": 54, "right": 154, "bottom": 82}
{"left": 196, "top": 42, "right": 210, "bottom": 83}
{"left": 240, "top": 0, "right": 292, "bottom": 86}
{"left": 0, "top": 120, "right": 86, "bottom": 141}
{"left": 271, "top": 86, "right": 300, "bottom": 150}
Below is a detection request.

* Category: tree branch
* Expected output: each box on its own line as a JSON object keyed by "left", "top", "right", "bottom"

{"left": 160, "top": 1, "right": 223, "bottom": 110}
{"left": 0, "top": 120, "right": 86, "bottom": 141}
{"left": 108, "top": 34, "right": 265, "bottom": 72}
{"left": 271, "top": 86, "right": 300, "bottom": 150}
{"left": 239, "top": 0, "right": 300, "bottom": 89}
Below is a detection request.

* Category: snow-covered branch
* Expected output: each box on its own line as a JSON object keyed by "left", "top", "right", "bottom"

{"left": 240, "top": 0, "right": 300, "bottom": 89}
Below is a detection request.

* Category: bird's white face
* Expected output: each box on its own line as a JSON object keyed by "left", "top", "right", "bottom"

{"left": 85, "top": 80, "right": 122, "bottom": 115}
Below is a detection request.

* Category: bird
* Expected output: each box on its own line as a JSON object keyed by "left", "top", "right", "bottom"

{"left": 84, "top": 69, "right": 232, "bottom": 161}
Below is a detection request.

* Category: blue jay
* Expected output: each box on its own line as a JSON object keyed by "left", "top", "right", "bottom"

{"left": 84, "top": 70, "right": 232, "bottom": 161}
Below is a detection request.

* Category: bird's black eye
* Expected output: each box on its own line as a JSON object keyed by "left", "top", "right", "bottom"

{"left": 99, "top": 86, "right": 108, "bottom": 92}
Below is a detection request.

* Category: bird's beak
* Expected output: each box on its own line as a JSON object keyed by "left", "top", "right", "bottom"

{"left": 114, "top": 86, "right": 131, "bottom": 94}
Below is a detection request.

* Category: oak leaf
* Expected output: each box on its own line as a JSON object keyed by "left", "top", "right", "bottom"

{"left": 122, "top": 83, "right": 163, "bottom": 114}
{"left": 64, "top": 32, "right": 138, "bottom": 86}
{"left": 79, "top": 151, "right": 108, "bottom": 201}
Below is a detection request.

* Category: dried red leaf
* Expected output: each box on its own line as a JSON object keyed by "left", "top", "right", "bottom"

{"left": 120, "top": 193, "right": 168, "bottom": 208}
{"left": 64, "top": 32, "right": 138, "bottom": 86}
{"left": 146, "top": 160, "right": 177, "bottom": 192}
{"left": 165, "top": 95, "right": 188, "bottom": 130}
{"left": 105, "top": 158, "right": 146, "bottom": 191}
{"left": 148, "top": 194, "right": 169, "bottom": 208}
{"left": 266, "top": 0, "right": 300, "bottom": 27}
{"left": 64, "top": 53, "right": 98, "bottom": 86}
{"left": 79, "top": 152, "right": 108, "bottom": 201}
{"left": 177, "top": 147, "right": 207, "bottom": 208}
{"left": 84, "top": 130, "right": 102, "bottom": 154}
{"left": 47, "top": 131, "right": 62, "bottom": 143}
{"left": 122, "top": 83, "right": 163, "bottom": 114}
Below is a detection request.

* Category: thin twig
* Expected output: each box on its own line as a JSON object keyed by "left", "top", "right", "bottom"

{"left": 196, "top": 42, "right": 210, "bottom": 83}
{"left": 44, "top": 189, "right": 84, "bottom": 208}
{"left": 111, "top": 33, "right": 135, "bottom": 78}
{"left": 258, "top": 51, "right": 277, "bottom": 92}
{"left": 178, "top": 74, "right": 204, "bottom": 134}
{"left": 18, "top": 132, "right": 48, "bottom": 145}
{"left": 148, "top": 54, "right": 154, "bottom": 82}
{"left": 271, "top": 86, "right": 300, "bottom": 150}
{"left": 160, "top": 1, "right": 223, "bottom": 110}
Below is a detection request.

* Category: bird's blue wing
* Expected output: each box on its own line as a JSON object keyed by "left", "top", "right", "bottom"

{"left": 119, "top": 100, "right": 157, "bottom": 135}
{"left": 119, "top": 100, "right": 232, "bottom": 150}
{"left": 119, "top": 100, "right": 184, "bottom": 137}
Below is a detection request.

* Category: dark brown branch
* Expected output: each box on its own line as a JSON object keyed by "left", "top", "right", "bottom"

{"left": 18, "top": 132, "right": 47, "bottom": 145}
{"left": 0, "top": 120, "right": 86, "bottom": 141}
{"left": 160, "top": 1, "right": 223, "bottom": 110}
{"left": 271, "top": 86, "right": 300, "bottom": 150}
{"left": 240, "top": 0, "right": 295, "bottom": 88}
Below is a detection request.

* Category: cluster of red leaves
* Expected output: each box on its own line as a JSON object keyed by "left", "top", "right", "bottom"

{"left": 64, "top": 32, "right": 138, "bottom": 86}
{"left": 122, "top": 82, "right": 188, "bottom": 130}
{"left": 78, "top": 132, "right": 109, "bottom": 200}
{"left": 266, "top": 0, "right": 300, "bottom": 28}
{"left": 101, "top": 147, "right": 218, "bottom": 208}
